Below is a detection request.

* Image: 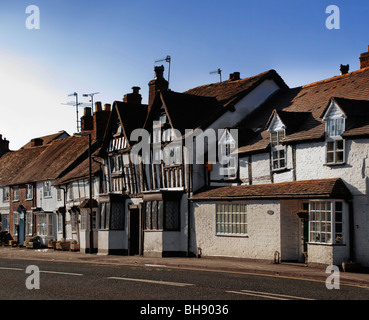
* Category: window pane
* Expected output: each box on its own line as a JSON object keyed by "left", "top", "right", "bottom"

{"left": 327, "top": 141, "right": 334, "bottom": 152}
{"left": 335, "top": 201, "right": 342, "bottom": 212}
{"left": 145, "top": 202, "right": 151, "bottom": 229}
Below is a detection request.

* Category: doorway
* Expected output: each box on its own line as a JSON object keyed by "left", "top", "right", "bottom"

{"left": 129, "top": 207, "right": 141, "bottom": 255}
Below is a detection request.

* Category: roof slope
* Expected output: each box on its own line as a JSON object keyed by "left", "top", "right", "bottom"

{"left": 0, "top": 146, "right": 47, "bottom": 187}
{"left": 10, "top": 135, "right": 92, "bottom": 185}
{"left": 21, "top": 130, "right": 69, "bottom": 149}
{"left": 191, "top": 178, "right": 351, "bottom": 200}
{"left": 184, "top": 69, "right": 288, "bottom": 107}
{"left": 237, "top": 67, "right": 369, "bottom": 154}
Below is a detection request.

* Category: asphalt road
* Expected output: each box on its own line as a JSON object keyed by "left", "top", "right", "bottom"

{"left": 0, "top": 258, "right": 368, "bottom": 317}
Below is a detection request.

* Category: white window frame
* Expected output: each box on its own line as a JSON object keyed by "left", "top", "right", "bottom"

{"left": 326, "top": 138, "right": 345, "bottom": 164}
{"left": 216, "top": 203, "right": 247, "bottom": 236}
{"left": 13, "top": 186, "right": 19, "bottom": 202}
{"left": 309, "top": 200, "right": 344, "bottom": 244}
{"left": 26, "top": 211, "right": 33, "bottom": 236}
{"left": 218, "top": 130, "right": 237, "bottom": 179}
{"left": 26, "top": 184, "right": 33, "bottom": 200}
{"left": 270, "top": 129, "right": 286, "bottom": 171}
{"left": 1, "top": 213, "right": 10, "bottom": 231}
{"left": 36, "top": 213, "right": 53, "bottom": 236}
{"left": 13, "top": 211, "right": 19, "bottom": 235}
{"left": 43, "top": 181, "right": 52, "bottom": 198}
{"left": 2, "top": 186, "right": 10, "bottom": 202}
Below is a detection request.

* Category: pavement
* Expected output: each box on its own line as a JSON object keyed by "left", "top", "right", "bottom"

{"left": 1, "top": 245, "right": 369, "bottom": 288}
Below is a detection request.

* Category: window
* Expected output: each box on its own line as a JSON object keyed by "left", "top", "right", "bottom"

{"left": 58, "top": 213, "right": 63, "bottom": 233}
{"left": 216, "top": 203, "right": 247, "bottom": 236}
{"left": 13, "top": 187, "right": 19, "bottom": 202}
{"left": 270, "top": 130, "right": 286, "bottom": 170}
{"left": 1, "top": 213, "right": 10, "bottom": 231}
{"left": 99, "top": 202, "right": 111, "bottom": 229}
{"left": 70, "top": 210, "right": 78, "bottom": 233}
{"left": 327, "top": 118, "right": 345, "bottom": 137}
{"left": 13, "top": 211, "right": 19, "bottom": 235}
{"left": 26, "top": 212, "right": 33, "bottom": 236}
{"left": 57, "top": 188, "right": 62, "bottom": 201}
{"left": 144, "top": 200, "right": 180, "bottom": 231}
{"left": 219, "top": 130, "right": 237, "bottom": 179}
{"left": 26, "top": 184, "right": 33, "bottom": 200}
{"left": 325, "top": 116, "right": 345, "bottom": 164}
{"left": 2, "top": 187, "right": 10, "bottom": 202}
{"left": 43, "top": 181, "right": 51, "bottom": 198}
{"left": 326, "top": 140, "right": 345, "bottom": 164}
{"left": 309, "top": 200, "right": 344, "bottom": 244}
{"left": 163, "top": 143, "right": 181, "bottom": 166}
{"left": 36, "top": 213, "right": 53, "bottom": 236}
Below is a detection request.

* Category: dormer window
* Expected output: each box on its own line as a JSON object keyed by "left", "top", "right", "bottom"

{"left": 326, "top": 118, "right": 345, "bottom": 137}
{"left": 271, "top": 129, "right": 286, "bottom": 170}
{"left": 323, "top": 99, "right": 346, "bottom": 165}
{"left": 267, "top": 111, "right": 287, "bottom": 172}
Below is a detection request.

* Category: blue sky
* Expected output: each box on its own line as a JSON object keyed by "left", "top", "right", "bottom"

{"left": 0, "top": 0, "right": 368, "bottom": 149}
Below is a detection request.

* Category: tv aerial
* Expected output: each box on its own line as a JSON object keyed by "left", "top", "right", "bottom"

{"left": 83, "top": 92, "right": 100, "bottom": 113}
{"left": 155, "top": 55, "right": 171, "bottom": 87}
{"left": 210, "top": 68, "right": 222, "bottom": 82}
{"left": 62, "top": 92, "right": 90, "bottom": 132}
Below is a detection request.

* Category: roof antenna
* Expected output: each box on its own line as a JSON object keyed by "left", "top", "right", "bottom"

{"left": 155, "top": 55, "right": 171, "bottom": 87}
{"left": 62, "top": 92, "right": 89, "bottom": 132}
{"left": 83, "top": 92, "right": 100, "bottom": 113}
{"left": 210, "top": 68, "right": 222, "bottom": 82}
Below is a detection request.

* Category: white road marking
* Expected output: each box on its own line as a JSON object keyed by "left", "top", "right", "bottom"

{"left": 40, "top": 270, "right": 83, "bottom": 276}
{"left": 0, "top": 267, "right": 24, "bottom": 271}
{"left": 227, "top": 289, "right": 315, "bottom": 300}
{"left": 108, "top": 276, "right": 193, "bottom": 287}
{"left": 144, "top": 264, "right": 167, "bottom": 268}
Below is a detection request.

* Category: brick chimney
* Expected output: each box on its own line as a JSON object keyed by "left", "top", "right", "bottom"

{"left": 148, "top": 65, "right": 168, "bottom": 110}
{"left": 0, "top": 135, "right": 9, "bottom": 157}
{"left": 124, "top": 86, "right": 142, "bottom": 104}
{"left": 340, "top": 64, "right": 349, "bottom": 75}
{"left": 360, "top": 46, "right": 369, "bottom": 69}
{"left": 92, "top": 102, "right": 110, "bottom": 140}
{"left": 81, "top": 107, "right": 93, "bottom": 132}
{"left": 229, "top": 72, "right": 241, "bottom": 81}
{"left": 31, "top": 138, "right": 43, "bottom": 147}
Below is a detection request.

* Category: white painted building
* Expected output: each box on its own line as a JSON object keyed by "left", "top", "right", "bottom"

{"left": 191, "top": 48, "right": 369, "bottom": 267}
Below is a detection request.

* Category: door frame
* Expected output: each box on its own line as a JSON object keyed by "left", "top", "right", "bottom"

{"left": 128, "top": 204, "right": 143, "bottom": 256}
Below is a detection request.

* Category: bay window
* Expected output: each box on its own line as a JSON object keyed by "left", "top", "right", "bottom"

{"left": 309, "top": 200, "right": 344, "bottom": 244}
{"left": 144, "top": 199, "right": 180, "bottom": 231}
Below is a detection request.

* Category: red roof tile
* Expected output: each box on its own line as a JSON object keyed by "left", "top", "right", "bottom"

{"left": 191, "top": 178, "right": 351, "bottom": 200}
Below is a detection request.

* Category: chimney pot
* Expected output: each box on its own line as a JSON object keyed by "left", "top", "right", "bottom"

{"left": 95, "top": 101, "right": 102, "bottom": 112}
{"left": 84, "top": 107, "right": 92, "bottom": 117}
{"left": 31, "top": 138, "right": 43, "bottom": 147}
{"left": 340, "top": 64, "right": 349, "bottom": 75}
{"left": 148, "top": 65, "right": 168, "bottom": 110}
{"left": 104, "top": 104, "right": 111, "bottom": 111}
{"left": 229, "top": 72, "right": 241, "bottom": 81}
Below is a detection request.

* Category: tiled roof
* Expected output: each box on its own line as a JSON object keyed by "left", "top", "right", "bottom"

{"left": 21, "top": 131, "right": 69, "bottom": 149}
{"left": 9, "top": 135, "right": 93, "bottom": 185}
{"left": 184, "top": 70, "right": 288, "bottom": 107}
{"left": 53, "top": 149, "right": 102, "bottom": 185}
{"left": 0, "top": 146, "right": 47, "bottom": 187}
{"left": 190, "top": 178, "right": 351, "bottom": 200}
{"left": 144, "top": 90, "right": 223, "bottom": 134}
{"left": 236, "top": 67, "right": 369, "bottom": 154}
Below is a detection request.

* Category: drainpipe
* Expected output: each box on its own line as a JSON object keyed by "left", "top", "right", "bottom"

{"left": 348, "top": 200, "right": 354, "bottom": 261}
{"left": 187, "top": 163, "right": 192, "bottom": 257}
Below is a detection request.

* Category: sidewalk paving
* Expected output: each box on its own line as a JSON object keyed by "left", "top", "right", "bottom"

{"left": 1, "top": 246, "right": 369, "bottom": 288}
